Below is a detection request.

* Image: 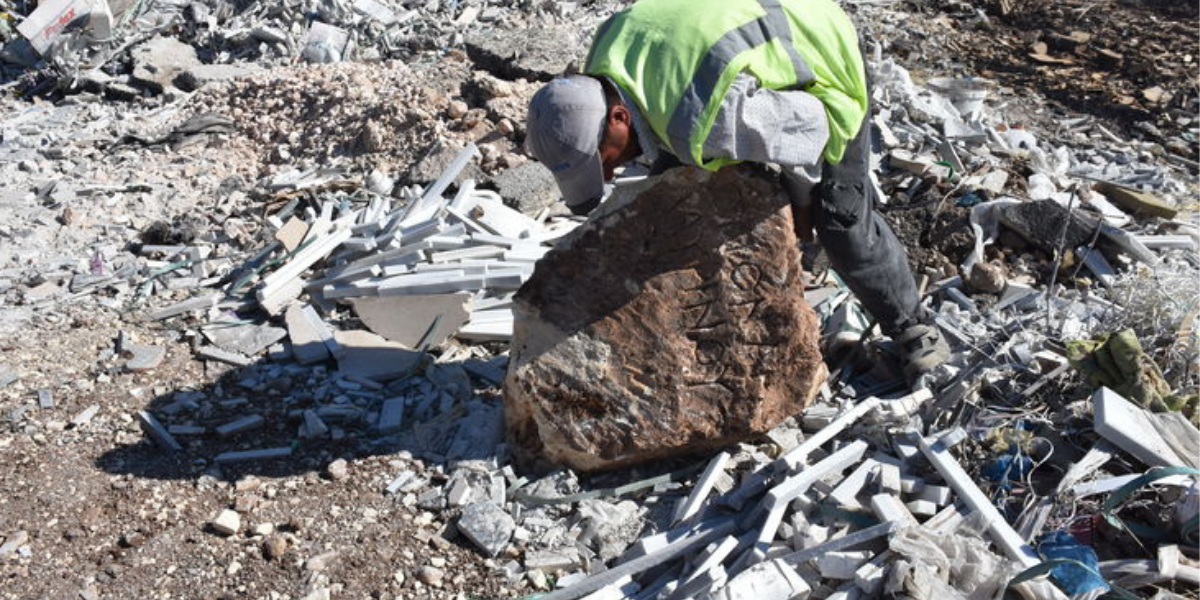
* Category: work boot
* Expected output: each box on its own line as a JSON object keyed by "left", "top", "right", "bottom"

{"left": 895, "top": 322, "right": 950, "bottom": 385}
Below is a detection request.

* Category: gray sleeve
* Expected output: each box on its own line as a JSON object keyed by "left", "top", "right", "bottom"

{"left": 704, "top": 74, "right": 830, "bottom": 169}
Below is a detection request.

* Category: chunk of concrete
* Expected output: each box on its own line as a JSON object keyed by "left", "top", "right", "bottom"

{"left": 350, "top": 293, "right": 471, "bottom": 348}
{"left": 504, "top": 166, "right": 827, "bottom": 471}
{"left": 203, "top": 323, "right": 287, "bottom": 357}
{"left": 286, "top": 303, "right": 332, "bottom": 365}
{"left": 709, "top": 558, "right": 811, "bottom": 600}
{"left": 130, "top": 36, "right": 201, "bottom": 93}
{"left": 334, "top": 329, "right": 422, "bottom": 382}
{"left": 458, "top": 502, "right": 515, "bottom": 557}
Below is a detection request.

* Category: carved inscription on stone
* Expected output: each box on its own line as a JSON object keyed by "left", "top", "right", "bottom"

{"left": 504, "top": 166, "right": 827, "bottom": 472}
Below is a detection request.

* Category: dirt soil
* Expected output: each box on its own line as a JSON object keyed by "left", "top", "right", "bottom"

{"left": 899, "top": 0, "right": 1199, "bottom": 158}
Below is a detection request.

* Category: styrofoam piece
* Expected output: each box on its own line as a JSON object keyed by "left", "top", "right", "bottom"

{"left": 827, "top": 459, "right": 880, "bottom": 508}
{"left": 448, "top": 178, "right": 477, "bottom": 213}
{"left": 794, "top": 523, "right": 828, "bottom": 551}
{"left": 707, "top": 559, "right": 810, "bottom": 600}
{"left": 899, "top": 474, "right": 924, "bottom": 495}
{"left": 916, "top": 485, "right": 952, "bottom": 506}
{"left": 725, "top": 398, "right": 881, "bottom": 510}
{"left": 917, "top": 436, "right": 1039, "bottom": 567}
{"left": 1078, "top": 246, "right": 1116, "bottom": 287}
{"left": 374, "top": 270, "right": 468, "bottom": 296}
{"left": 870, "top": 494, "right": 916, "bottom": 526}
{"left": 463, "top": 195, "right": 544, "bottom": 239}
{"left": 674, "top": 452, "right": 732, "bottom": 526}
{"left": 468, "top": 309, "right": 514, "bottom": 324}
{"left": 1135, "top": 235, "right": 1197, "bottom": 250}
{"left": 543, "top": 518, "right": 737, "bottom": 600}
{"left": 458, "top": 320, "right": 513, "bottom": 342}
{"left": 401, "top": 143, "right": 479, "bottom": 228}
{"left": 444, "top": 205, "right": 489, "bottom": 234}
{"left": 469, "top": 233, "right": 525, "bottom": 247}
{"left": 763, "top": 440, "right": 869, "bottom": 511}
{"left": 905, "top": 499, "right": 937, "bottom": 517}
{"left": 484, "top": 269, "right": 529, "bottom": 290}
{"left": 876, "top": 463, "right": 901, "bottom": 495}
{"left": 1094, "top": 387, "right": 1188, "bottom": 468}
{"left": 17, "top": 0, "right": 97, "bottom": 53}
{"left": 684, "top": 534, "right": 744, "bottom": 584}
{"left": 430, "top": 245, "right": 506, "bottom": 263}
{"left": 747, "top": 504, "right": 788, "bottom": 565}
{"left": 853, "top": 556, "right": 889, "bottom": 595}
{"left": 258, "top": 225, "right": 353, "bottom": 301}
{"left": 815, "top": 550, "right": 874, "bottom": 580}
{"left": 579, "top": 576, "right": 639, "bottom": 600}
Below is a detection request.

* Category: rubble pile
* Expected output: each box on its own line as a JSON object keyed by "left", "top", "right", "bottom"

{"left": 0, "top": 0, "right": 1197, "bottom": 598}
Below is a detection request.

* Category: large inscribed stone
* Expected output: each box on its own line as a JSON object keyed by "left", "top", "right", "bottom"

{"left": 504, "top": 166, "right": 827, "bottom": 471}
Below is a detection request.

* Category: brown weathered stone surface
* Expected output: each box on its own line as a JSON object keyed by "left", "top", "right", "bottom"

{"left": 504, "top": 166, "right": 827, "bottom": 472}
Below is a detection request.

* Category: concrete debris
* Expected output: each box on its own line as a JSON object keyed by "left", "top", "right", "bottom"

{"left": 458, "top": 501, "right": 515, "bottom": 557}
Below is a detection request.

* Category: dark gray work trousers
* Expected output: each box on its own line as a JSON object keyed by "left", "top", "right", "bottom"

{"left": 808, "top": 100, "right": 922, "bottom": 336}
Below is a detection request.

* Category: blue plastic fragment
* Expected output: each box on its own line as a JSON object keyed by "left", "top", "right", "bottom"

{"left": 1037, "top": 530, "right": 1110, "bottom": 594}
{"left": 982, "top": 450, "right": 1033, "bottom": 489}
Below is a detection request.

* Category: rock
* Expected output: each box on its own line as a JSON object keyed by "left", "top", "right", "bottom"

{"left": 263, "top": 535, "right": 288, "bottom": 560}
{"left": 326, "top": 458, "right": 349, "bottom": 481}
{"left": 965, "top": 261, "right": 1006, "bottom": 294}
{"left": 202, "top": 323, "right": 287, "bottom": 356}
{"left": 489, "top": 162, "right": 561, "bottom": 218}
{"left": 457, "top": 502, "right": 515, "bottom": 557}
{"left": 504, "top": 166, "right": 827, "bottom": 471}
{"left": 174, "top": 63, "right": 262, "bottom": 92}
{"left": 416, "top": 565, "right": 445, "bottom": 587}
{"left": 465, "top": 25, "right": 584, "bottom": 81}
{"left": 130, "top": 37, "right": 201, "bottom": 94}
{"left": 123, "top": 343, "right": 165, "bottom": 372}
{"left": 211, "top": 509, "right": 241, "bottom": 536}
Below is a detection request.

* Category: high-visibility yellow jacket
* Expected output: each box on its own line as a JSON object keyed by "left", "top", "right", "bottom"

{"left": 585, "top": 0, "right": 867, "bottom": 168}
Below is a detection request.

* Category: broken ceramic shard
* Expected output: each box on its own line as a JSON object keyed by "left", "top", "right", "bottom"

{"left": 504, "top": 166, "right": 827, "bottom": 471}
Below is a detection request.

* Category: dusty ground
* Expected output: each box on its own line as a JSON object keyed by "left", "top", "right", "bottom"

{"left": 1, "top": 2, "right": 1197, "bottom": 599}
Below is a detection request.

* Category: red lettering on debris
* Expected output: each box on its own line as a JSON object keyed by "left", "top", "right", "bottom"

{"left": 42, "top": 7, "right": 77, "bottom": 41}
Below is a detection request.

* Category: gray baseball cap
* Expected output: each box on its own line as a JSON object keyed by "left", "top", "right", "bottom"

{"left": 525, "top": 75, "right": 607, "bottom": 207}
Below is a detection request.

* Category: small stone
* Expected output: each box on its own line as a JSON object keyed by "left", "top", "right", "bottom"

{"left": 416, "top": 565, "right": 445, "bottom": 587}
{"left": 326, "top": 458, "right": 349, "bottom": 481}
{"left": 965, "top": 261, "right": 1006, "bottom": 294}
{"left": 263, "top": 535, "right": 289, "bottom": 560}
{"left": 448, "top": 100, "right": 469, "bottom": 119}
{"left": 210, "top": 509, "right": 241, "bottom": 536}
{"left": 252, "top": 523, "right": 275, "bottom": 537}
